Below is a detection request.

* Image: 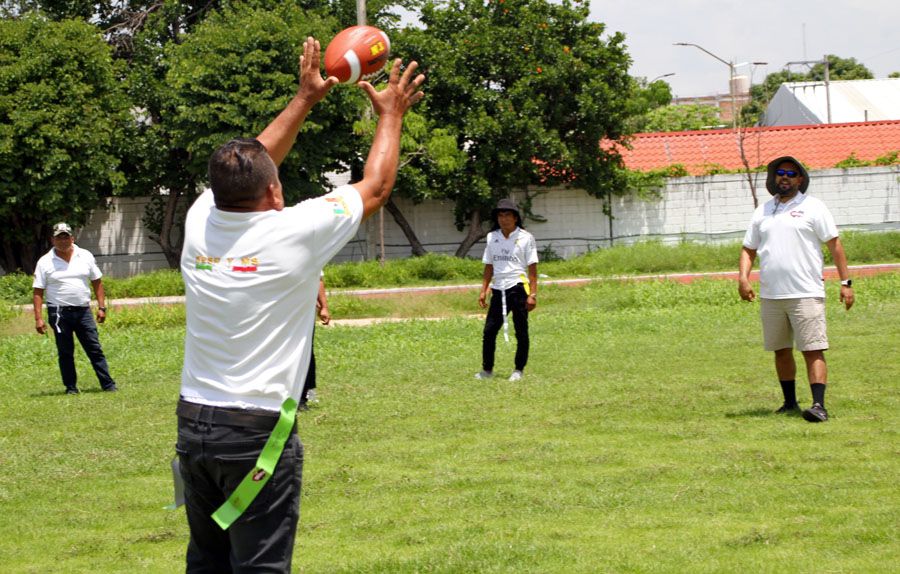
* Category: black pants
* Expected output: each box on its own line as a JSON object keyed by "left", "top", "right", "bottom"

{"left": 301, "top": 329, "right": 316, "bottom": 402}
{"left": 176, "top": 402, "right": 303, "bottom": 574}
{"left": 482, "top": 284, "right": 530, "bottom": 372}
{"left": 47, "top": 306, "right": 115, "bottom": 391}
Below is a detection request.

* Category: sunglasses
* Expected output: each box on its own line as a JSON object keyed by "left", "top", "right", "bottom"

{"left": 775, "top": 169, "right": 800, "bottom": 177}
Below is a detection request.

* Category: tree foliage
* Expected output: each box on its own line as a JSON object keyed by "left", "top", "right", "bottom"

{"left": 633, "top": 103, "right": 722, "bottom": 133}
{"left": 0, "top": 15, "right": 128, "bottom": 273}
{"left": 396, "top": 0, "right": 634, "bottom": 256}
{"left": 164, "top": 4, "right": 360, "bottom": 202}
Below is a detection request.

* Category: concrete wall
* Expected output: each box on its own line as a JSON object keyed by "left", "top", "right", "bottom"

{"left": 58, "top": 166, "right": 900, "bottom": 277}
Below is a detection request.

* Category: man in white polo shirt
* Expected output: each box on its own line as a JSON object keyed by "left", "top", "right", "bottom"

{"left": 476, "top": 198, "right": 539, "bottom": 382}
{"left": 32, "top": 222, "right": 117, "bottom": 394}
{"left": 175, "top": 38, "right": 424, "bottom": 573}
{"left": 739, "top": 156, "right": 854, "bottom": 423}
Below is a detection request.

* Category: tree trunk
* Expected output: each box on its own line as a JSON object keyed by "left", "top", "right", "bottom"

{"left": 384, "top": 197, "right": 428, "bottom": 257}
{"left": 454, "top": 210, "right": 487, "bottom": 258}
{"left": 147, "top": 179, "right": 195, "bottom": 269}
{"left": 736, "top": 127, "right": 760, "bottom": 208}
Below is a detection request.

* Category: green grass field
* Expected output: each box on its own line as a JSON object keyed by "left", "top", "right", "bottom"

{"left": 1, "top": 275, "right": 898, "bottom": 572}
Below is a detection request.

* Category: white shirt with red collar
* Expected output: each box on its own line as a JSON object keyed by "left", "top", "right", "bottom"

{"left": 32, "top": 245, "right": 102, "bottom": 307}
{"left": 743, "top": 193, "right": 839, "bottom": 299}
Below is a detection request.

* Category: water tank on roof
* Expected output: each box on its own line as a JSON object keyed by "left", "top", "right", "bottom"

{"left": 731, "top": 75, "right": 750, "bottom": 96}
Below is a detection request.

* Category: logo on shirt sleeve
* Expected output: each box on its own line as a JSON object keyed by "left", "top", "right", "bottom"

{"left": 325, "top": 196, "right": 350, "bottom": 217}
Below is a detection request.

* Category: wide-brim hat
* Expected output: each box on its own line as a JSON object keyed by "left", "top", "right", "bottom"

{"left": 491, "top": 198, "right": 522, "bottom": 226}
{"left": 766, "top": 156, "right": 810, "bottom": 195}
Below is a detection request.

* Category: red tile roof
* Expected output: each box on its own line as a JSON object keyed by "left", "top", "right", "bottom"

{"left": 609, "top": 120, "right": 900, "bottom": 174}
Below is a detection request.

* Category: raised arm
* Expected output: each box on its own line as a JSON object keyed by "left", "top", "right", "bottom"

{"left": 354, "top": 59, "right": 426, "bottom": 220}
{"left": 256, "top": 37, "right": 339, "bottom": 167}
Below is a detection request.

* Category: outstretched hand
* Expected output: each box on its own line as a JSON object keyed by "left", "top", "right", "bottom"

{"left": 297, "top": 37, "right": 339, "bottom": 104}
{"left": 359, "top": 59, "right": 425, "bottom": 117}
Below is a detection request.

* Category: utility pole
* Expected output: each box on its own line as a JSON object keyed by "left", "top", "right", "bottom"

{"left": 674, "top": 42, "right": 737, "bottom": 129}
{"left": 355, "top": 0, "right": 386, "bottom": 263}
{"left": 786, "top": 57, "right": 832, "bottom": 124}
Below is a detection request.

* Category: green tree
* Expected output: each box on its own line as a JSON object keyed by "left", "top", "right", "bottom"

{"left": 0, "top": 15, "right": 129, "bottom": 273}
{"left": 165, "top": 4, "right": 359, "bottom": 199}
{"left": 624, "top": 77, "right": 673, "bottom": 132}
{"left": 635, "top": 103, "right": 721, "bottom": 133}
{"left": 397, "top": 0, "right": 633, "bottom": 257}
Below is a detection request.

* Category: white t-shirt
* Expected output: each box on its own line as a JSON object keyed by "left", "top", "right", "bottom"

{"left": 180, "top": 185, "right": 363, "bottom": 411}
{"left": 742, "top": 193, "right": 839, "bottom": 299}
{"left": 482, "top": 227, "right": 539, "bottom": 291}
{"left": 32, "top": 245, "right": 102, "bottom": 307}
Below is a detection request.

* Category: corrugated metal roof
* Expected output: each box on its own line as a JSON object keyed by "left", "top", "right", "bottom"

{"left": 763, "top": 78, "right": 900, "bottom": 126}
{"left": 610, "top": 120, "right": 900, "bottom": 175}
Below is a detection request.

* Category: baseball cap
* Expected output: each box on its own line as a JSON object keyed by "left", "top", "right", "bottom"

{"left": 52, "top": 223, "right": 73, "bottom": 236}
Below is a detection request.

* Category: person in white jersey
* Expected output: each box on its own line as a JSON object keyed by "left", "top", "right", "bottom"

{"left": 476, "top": 198, "right": 539, "bottom": 382}
{"left": 739, "top": 156, "right": 854, "bottom": 423}
{"left": 32, "top": 222, "right": 117, "bottom": 394}
{"left": 175, "top": 38, "right": 424, "bottom": 573}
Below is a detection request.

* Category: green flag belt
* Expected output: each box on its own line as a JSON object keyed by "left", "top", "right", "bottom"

{"left": 211, "top": 398, "right": 298, "bottom": 530}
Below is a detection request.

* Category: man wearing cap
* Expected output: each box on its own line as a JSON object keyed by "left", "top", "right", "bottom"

{"left": 739, "top": 156, "right": 854, "bottom": 422}
{"left": 476, "top": 198, "right": 539, "bottom": 382}
{"left": 32, "top": 223, "right": 117, "bottom": 394}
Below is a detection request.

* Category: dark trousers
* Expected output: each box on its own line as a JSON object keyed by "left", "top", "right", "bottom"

{"left": 301, "top": 329, "right": 316, "bottom": 402}
{"left": 47, "top": 306, "right": 115, "bottom": 391}
{"left": 176, "top": 403, "right": 303, "bottom": 574}
{"left": 482, "top": 284, "right": 530, "bottom": 372}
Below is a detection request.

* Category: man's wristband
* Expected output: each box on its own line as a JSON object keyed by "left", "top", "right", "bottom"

{"left": 840, "top": 279, "right": 852, "bottom": 287}
{"left": 98, "top": 306, "right": 107, "bottom": 312}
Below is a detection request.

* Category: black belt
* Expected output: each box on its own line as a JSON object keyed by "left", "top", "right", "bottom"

{"left": 48, "top": 305, "right": 89, "bottom": 311}
{"left": 176, "top": 399, "right": 294, "bottom": 432}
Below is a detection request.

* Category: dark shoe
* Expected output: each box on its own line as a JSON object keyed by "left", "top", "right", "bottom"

{"left": 65, "top": 388, "right": 80, "bottom": 395}
{"left": 775, "top": 402, "right": 800, "bottom": 414}
{"left": 802, "top": 403, "right": 828, "bottom": 422}
{"left": 102, "top": 384, "right": 118, "bottom": 392}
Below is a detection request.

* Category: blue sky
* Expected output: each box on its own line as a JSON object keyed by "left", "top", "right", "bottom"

{"left": 592, "top": 0, "right": 900, "bottom": 97}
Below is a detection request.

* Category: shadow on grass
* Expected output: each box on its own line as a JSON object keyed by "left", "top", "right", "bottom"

{"left": 724, "top": 407, "right": 778, "bottom": 418}
{"left": 30, "top": 387, "right": 113, "bottom": 398}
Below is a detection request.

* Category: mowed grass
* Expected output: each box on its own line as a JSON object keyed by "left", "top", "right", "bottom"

{"left": 0, "top": 275, "right": 898, "bottom": 573}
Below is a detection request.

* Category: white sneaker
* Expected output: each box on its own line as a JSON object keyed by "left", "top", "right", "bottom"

{"left": 306, "top": 389, "right": 318, "bottom": 403}
{"left": 508, "top": 370, "right": 523, "bottom": 382}
{"left": 475, "top": 370, "right": 493, "bottom": 380}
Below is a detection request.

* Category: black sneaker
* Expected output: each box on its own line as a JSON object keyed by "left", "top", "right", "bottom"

{"left": 103, "top": 384, "right": 118, "bottom": 392}
{"left": 65, "top": 388, "right": 80, "bottom": 395}
{"left": 802, "top": 403, "right": 828, "bottom": 422}
{"left": 775, "top": 402, "right": 800, "bottom": 414}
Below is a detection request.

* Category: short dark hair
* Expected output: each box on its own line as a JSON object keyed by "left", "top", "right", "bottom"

{"left": 208, "top": 138, "right": 277, "bottom": 206}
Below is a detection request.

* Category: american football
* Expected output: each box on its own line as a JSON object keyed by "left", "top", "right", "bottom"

{"left": 324, "top": 25, "right": 391, "bottom": 84}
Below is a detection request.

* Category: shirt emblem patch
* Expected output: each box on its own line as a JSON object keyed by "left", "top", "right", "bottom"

{"left": 326, "top": 196, "right": 350, "bottom": 217}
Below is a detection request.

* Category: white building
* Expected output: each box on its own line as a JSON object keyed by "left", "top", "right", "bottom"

{"left": 762, "top": 78, "right": 900, "bottom": 126}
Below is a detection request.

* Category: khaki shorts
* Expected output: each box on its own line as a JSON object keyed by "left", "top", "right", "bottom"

{"left": 760, "top": 297, "right": 828, "bottom": 352}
